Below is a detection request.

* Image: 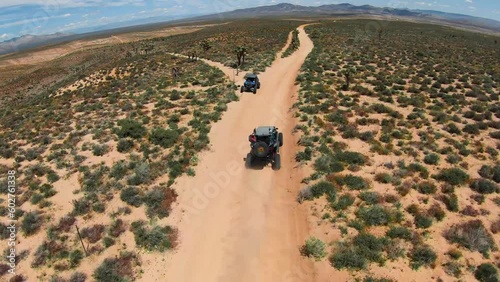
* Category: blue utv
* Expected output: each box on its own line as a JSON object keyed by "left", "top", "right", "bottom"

{"left": 240, "top": 73, "right": 260, "bottom": 94}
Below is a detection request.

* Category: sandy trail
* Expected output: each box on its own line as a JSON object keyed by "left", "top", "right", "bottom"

{"left": 145, "top": 25, "right": 316, "bottom": 282}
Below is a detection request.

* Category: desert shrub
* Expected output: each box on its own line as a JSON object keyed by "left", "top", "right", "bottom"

{"left": 314, "top": 155, "right": 344, "bottom": 174}
{"left": 80, "top": 224, "right": 105, "bottom": 243}
{"left": 491, "top": 219, "right": 500, "bottom": 234}
{"left": 446, "top": 153, "right": 462, "bottom": 164}
{"left": 427, "top": 203, "right": 445, "bottom": 221}
{"left": 442, "top": 193, "right": 459, "bottom": 212}
{"left": 93, "top": 251, "right": 137, "bottom": 282}
{"left": 414, "top": 214, "right": 433, "bottom": 229}
{"left": 386, "top": 226, "right": 412, "bottom": 240}
{"left": 109, "top": 219, "right": 126, "bottom": 238}
{"left": 443, "top": 261, "right": 462, "bottom": 278}
{"left": 143, "top": 186, "right": 178, "bottom": 219}
{"left": 69, "top": 272, "right": 87, "bottom": 282}
{"left": 130, "top": 221, "right": 177, "bottom": 252}
{"left": 330, "top": 244, "right": 367, "bottom": 270}
{"left": 69, "top": 250, "right": 83, "bottom": 268}
{"left": 356, "top": 205, "right": 397, "bottom": 226}
{"left": 359, "top": 191, "right": 382, "bottom": 205}
{"left": 470, "top": 178, "right": 498, "bottom": 194}
{"left": 103, "top": 237, "right": 115, "bottom": 248}
{"left": 417, "top": 181, "right": 437, "bottom": 194}
{"left": 110, "top": 161, "right": 127, "bottom": 180}
{"left": 127, "top": 161, "right": 150, "bottom": 185}
{"left": 333, "top": 151, "right": 367, "bottom": 165}
{"left": 149, "top": 128, "right": 179, "bottom": 148}
{"left": 120, "top": 187, "right": 143, "bottom": 207}
{"left": 117, "top": 139, "right": 134, "bottom": 153}
{"left": 353, "top": 232, "right": 385, "bottom": 264}
{"left": 116, "top": 119, "right": 146, "bottom": 139}
{"left": 435, "top": 168, "right": 470, "bottom": 186}
{"left": 332, "top": 174, "right": 369, "bottom": 190}
{"left": 333, "top": 193, "right": 355, "bottom": 210}
{"left": 374, "top": 173, "right": 392, "bottom": 184}
{"left": 407, "top": 163, "right": 429, "bottom": 178}
{"left": 409, "top": 245, "right": 437, "bottom": 270}
{"left": 444, "top": 220, "right": 496, "bottom": 257}
{"left": 423, "top": 153, "right": 440, "bottom": 165}
{"left": 92, "top": 144, "right": 109, "bottom": 156}
{"left": 446, "top": 123, "right": 461, "bottom": 134}
{"left": 474, "top": 263, "right": 499, "bottom": 282}
{"left": 490, "top": 131, "right": 500, "bottom": 139}
{"left": 22, "top": 211, "right": 42, "bottom": 236}
{"left": 461, "top": 205, "right": 480, "bottom": 216}
{"left": 309, "top": 181, "right": 336, "bottom": 202}
{"left": 301, "top": 237, "right": 327, "bottom": 261}
{"left": 463, "top": 124, "right": 480, "bottom": 135}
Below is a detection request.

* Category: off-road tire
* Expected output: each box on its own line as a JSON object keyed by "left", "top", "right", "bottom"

{"left": 253, "top": 88, "right": 257, "bottom": 94}
{"left": 240, "top": 86, "right": 244, "bottom": 93}
{"left": 245, "top": 153, "right": 253, "bottom": 168}
{"left": 278, "top": 132, "right": 283, "bottom": 147}
{"left": 272, "top": 154, "right": 281, "bottom": 170}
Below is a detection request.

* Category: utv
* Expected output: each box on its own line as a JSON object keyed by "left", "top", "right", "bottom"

{"left": 240, "top": 73, "right": 260, "bottom": 94}
{"left": 245, "top": 126, "right": 283, "bottom": 170}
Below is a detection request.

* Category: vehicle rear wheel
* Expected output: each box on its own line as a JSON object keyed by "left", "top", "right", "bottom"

{"left": 240, "top": 86, "right": 244, "bottom": 93}
{"left": 272, "top": 154, "right": 281, "bottom": 170}
{"left": 278, "top": 132, "right": 283, "bottom": 147}
{"left": 253, "top": 88, "right": 256, "bottom": 94}
{"left": 245, "top": 153, "right": 253, "bottom": 168}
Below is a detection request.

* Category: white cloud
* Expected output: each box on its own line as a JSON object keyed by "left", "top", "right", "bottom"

{"left": 468, "top": 6, "right": 476, "bottom": 10}
{"left": 0, "top": 0, "right": 145, "bottom": 8}
{"left": 0, "top": 13, "right": 73, "bottom": 29}
{"left": 63, "top": 13, "right": 71, "bottom": 17}
{"left": 0, "top": 33, "right": 10, "bottom": 39}
{"left": 465, "top": 0, "right": 473, "bottom": 3}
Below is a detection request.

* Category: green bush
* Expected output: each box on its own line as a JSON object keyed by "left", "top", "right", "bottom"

{"left": 144, "top": 187, "right": 178, "bottom": 219}
{"left": 435, "top": 168, "right": 470, "bottom": 186}
{"left": 359, "top": 191, "right": 382, "bottom": 205}
{"left": 93, "top": 251, "right": 137, "bottom": 282}
{"left": 470, "top": 178, "right": 498, "bottom": 194}
{"left": 301, "top": 237, "right": 327, "bottom": 261}
{"left": 332, "top": 193, "right": 355, "bottom": 210}
{"left": 417, "top": 181, "right": 437, "bottom": 194}
{"left": 309, "top": 181, "right": 336, "bottom": 202}
{"left": 70, "top": 272, "right": 87, "bottom": 282}
{"left": 407, "top": 163, "right": 429, "bottom": 178}
{"left": 474, "top": 263, "right": 499, "bottom": 282}
{"left": 92, "top": 144, "right": 109, "bottom": 156}
{"left": 386, "top": 226, "right": 412, "bottom": 240}
{"left": 414, "top": 214, "right": 433, "bottom": 229}
{"left": 117, "top": 138, "right": 134, "bottom": 153}
{"left": 333, "top": 151, "right": 367, "bottom": 166}
{"left": 127, "top": 162, "right": 150, "bottom": 185}
{"left": 330, "top": 244, "right": 367, "bottom": 270}
{"left": 22, "top": 211, "right": 42, "bottom": 236}
{"left": 443, "top": 193, "right": 459, "bottom": 212}
{"left": 103, "top": 237, "right": 115, "bottom": 248}
{"left": 110, "top": 161, "right": 128, "bottom": 180}
{"left": 130, "top": 221, "right": 176, "bottom": 252}
{"left": 314, "top": 155, "right": 345, "bottom": 174}
{"left": 149, "top": 128, "right": 179, "bottom": 148}
{"left": 69, "top": 250, "right": 83, "bottom": 268}
{"left": 334, "top": 174, "right": 369, "bottom": 190}
{"left": 424, "top": 153, "right": 440, "bottom": 165}
{"left": 120, "top": 187, "right": 143, "bottom": 207}
{"left": 374, "top": 173, "right": 392, "bottom": 184}
{"left": 463, "top": 124, "right": 480, "bottom": 135}
{"left": 116, "top": 119, "right": 146, "bottom": 139}
{"left": 409, "top": 245, "right": 437, "bottom": 270}
{"left": 353, "top": 232, "right": 384, "bottom": 264}
{"left": 356, "top": 205, "right": 397, "bottom": 226}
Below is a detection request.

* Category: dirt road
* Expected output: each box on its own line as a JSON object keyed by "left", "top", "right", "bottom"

{"left": 146, "top": 25, "right": 316, "bottom": 282}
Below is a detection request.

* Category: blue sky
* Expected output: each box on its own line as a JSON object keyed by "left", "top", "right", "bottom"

{"left": 0, "top": 0, "right": 499, "bottom": 41}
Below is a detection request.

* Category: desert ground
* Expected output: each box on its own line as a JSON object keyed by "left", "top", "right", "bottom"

{"left": 0, "top": 17, "right": 499, "bottom": 282}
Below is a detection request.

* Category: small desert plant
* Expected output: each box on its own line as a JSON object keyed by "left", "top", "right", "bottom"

{"left": 435, "top": 168, "right": 470, "bottom": 186}
{"left": 444, "top": 220, "right": 496, "bottom": 257}
{"left": 474, "top": 263, "right": 499, "bottom": 282}
{"left": 301, "top": 237, "right": 327, "bottom": 261}
{"left": 470, "top": 178, "right": 499, "bottom": 194}
{"left": 22, "top": 211, "right": 43, "bottom": 236}
{"left": 69, "top": 272, "right": 87, "bottom": 282}
{"left": 149, "top": 128, "right": 179, "bottom": 148}
{"left": 332, "top": 193, "right": 355, "bottom": 210}
{"left": 120, "top": 186, "right": 143, "bottom": 207}
{"left": 117, "top": 138, "right": 134, "bottom": 153}
{"left": 374, "top": 173, "right": 392, "bottom": 184}
{"left": 386, "top": 226, "right": 412, "bottom": 240}
{"left": 130, "top": 221, "right": 177, "bottom": 252}
{"left": 116, "top": 119, "right": 146, "bottom": 139}
{"left": 423, "top": 153, "right": 440, "bottom": 165}
{"left": 409, "top": 245, "right": 437, "bottom": 270}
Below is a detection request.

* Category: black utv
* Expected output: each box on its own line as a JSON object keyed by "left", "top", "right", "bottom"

{"left": 240, "top": 73, "right": 260, "bottom": 94}
{"left": 245, "top": 126, "right": 283, "bottom": 170}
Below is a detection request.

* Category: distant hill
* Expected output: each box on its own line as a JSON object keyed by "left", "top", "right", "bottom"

{"left": 191, "top": 3, "right": 500, "bottom": 32}
{"left": 1, "top": 2, "right": 499, "bottom": 56}
{"left": 0, "top": 33, "right": 72, "bottom": 55}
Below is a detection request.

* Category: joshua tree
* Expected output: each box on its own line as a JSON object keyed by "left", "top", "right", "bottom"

{"left": 235, "top": 46, "right": 247, "bottom": 67}
{"left": 172, "top": 67, "right": 181, "bottom": 78}
{"left": 341, "top": 67, "right": 356, "bottom": 90}
{"left": 140, "top": 42, "right": 154, "bottom": 55}
{"left": 200, "top": 39, "right": 212, "bottom": 55}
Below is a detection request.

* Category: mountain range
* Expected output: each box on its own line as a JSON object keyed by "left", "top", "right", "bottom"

{"left": 1, "top": 2, "right": 499, "bottom": 56}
